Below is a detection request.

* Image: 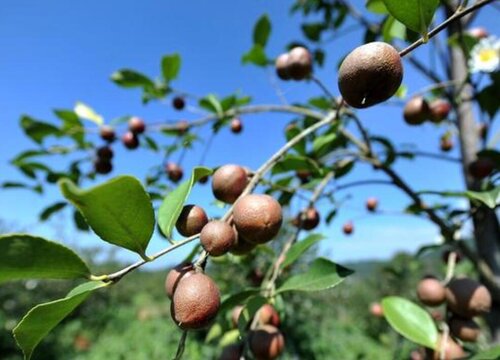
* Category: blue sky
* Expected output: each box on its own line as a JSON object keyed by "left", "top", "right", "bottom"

{"left": 0, "top": 1, "right": 497, "bottom": 267}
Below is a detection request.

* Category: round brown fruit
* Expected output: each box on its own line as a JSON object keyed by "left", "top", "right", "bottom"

{"left": 343, "top": 221, "right": 354, "bottom": 235}
{"left": 175, "top": 205, "right": 209, "bottom": 237}
{"left": 429, "top": 99, "right": 451, "bottom": 123}
{"left": 417, "top": 277, "right": 446, "bottom": 307}
{"left": 258, "top": 304, "right": 280, "bottom": 327}
{"left": 468, "top": 27, "right": 489, "bottom": 39}
{"left": 229, "top": 230, "right": 257, "bottom": 255}
{"left": 172, "top": 96, "right": 185, "bottom": 110}
{"left": 219, "top": 343, "right": 243, "bottom": 360}
{"left": 96, "top": 146, "right": 113, "bottom": 160}
{"left": 296, "top": 169, "right": 311, "bottom": 184}
{"left": 293, "top": 207, "right": 320, "bottom": 230}
{"left": 404, "top": 96, "right": 430, "bottom": 125}
{"left": 212, "top": 164, "right": 248, "bottom": 204}
{"left": 99, "top": 125, "right": 116, "bottom": 143}
{"left": 233, "top": 194, "right": 283, "bottom": 244}
{"left": 478, "top": 123, "right": 488, "bottom": 140}
{"left": 170, "top": 272, "right": 220, "bottom": 330}
{"left": 440, "top": 137, "right": 453, "bottom": 152}
{"left": 446, "top": 278, "right": 492, "bottom": 318}
{"left": 166, "top": 162, "right": 183, "bottom": 183}
{"left": 250, "top": 325, "right": 285, "bottom": 360}
{"left": 198, "top": 175, "right": 209, "bottom": 184}
{"left": 230, "top": 118, "right": 243, "bottom": 134}
{"left": 122, "top": 131, "right": 140, "bottom": 149}
{"left": 128, "top": 116, "right": 146, "bottom": 134}
{"left": 200, "top": 221, "right": 236, "bottom": 257}
{"left": 366, "top": 197, "right": 378, "bottom": 212}
{"left": 430, "top": 334, "right": 465, "bottom": 360}
{"left": 468, "top": 158, "right": 494, "bottom": 179}
{"left": 231, "top": 305, "right": 244, "bottom": 328}
{"left": 165, "top": 263, "right": 195, "bottom": 299}
{"left": 288, "top": 46, "right": 313, "bottom": 80}
{"left": 449, "top": 317, "right": 480, "bottom": 342}
{"left": 275, "top": 53, "right": 291, "bottom": 80}
{"left": 370, "top": 302, "right": 384, "bottom": 317}
{"left": 93, "top": 158, "right": 112, "bottom": 175}
{"left": 338, "top": 42, "right": 403, "bottom": 108}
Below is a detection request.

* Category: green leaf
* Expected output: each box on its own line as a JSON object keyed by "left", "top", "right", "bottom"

{"left": 53, "top": 109, "right": 85, "bottom": 146}
{"left": 382, "top": 16, "right": 406, "bottom": 42}
{"left": 0, "top": 234, "right": 90, "bottom": 283}
{"left": 219, "top": 289, "right": 260, "bottom": 314}
{"left": 110, "top": 69, "right": 155, "bottom": 88}
{"left": 237, "top": 295, "right": 267, "bottom": 335}
{"left": 74, "top": 102, "right": 103, "bottom": 126}
{"left": 470, "top": 345, "right": 500, "bottom": 360}
{"left": 312, "top": 132, "right": 341, "bottom": 158}
{"left": 285, "top": 124, "right": 306, "bottom": 155}
{"left": 158, "top": 167, "right": 213, "bottom": 239}
{"left": 277, "top": 258, "right": 353, "bottom": 293}
{"left": 382, "top": 0, "right": 439, "bottom": 36}
{"left": 13, "top": 281, "right": 108, "bottom": 360}
{"left": 253, "top": 14, "right": 271, "bottom": 47}
{"left": 39, "top": 202, "right": 67, "bottom": 221}
{"left": 302, "top": 23, "right": 325, "bottom": 42}
{"left": 272, "top": 154, "right": 321, "bottom": 175}
{"left": 281, "top": 234, "right": 325, "bottom": 269}
{"left": 20, "top": 116, "right": 62, "bottom": 145}
{"left": 366, "top": 0, "right": 388, "bottom": 14}
{"left": 477, "top": 83, "right": 500, "bottom": 119}
{"left": 382, "top": 296, "right": 438, "bottom": 349}
{"left": 161, "top": 53, "right": 181, "bottom": 82}
{"left": 59, "top": 176, "right": 155, "bottom": 258}
{"left": 199, "top": 95, "right": 224, "bottom": 117}
{"left": 242, "top": 44, "right": 268, "bottom": 67}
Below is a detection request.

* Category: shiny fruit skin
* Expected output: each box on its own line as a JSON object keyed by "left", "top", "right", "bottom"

{"left": 212, "top": 164, "right": 248, "bottom": 204}
{"left": 449, "top": 317, "right": 480, "bottom": 342}
{"left": 275, "top": 53, "right": 292, "bottom": 80}
{"left": 249, "top": 325, "right": 285, "bottom": 360}
{"left": 343, "top": 221, "right": 354, "bottom": 235}
{"left": 370, "top": 302, "right": 384, "bottom": 317}
{"left": 233, "top": 194, "right": 283, "bottom": 244}
{"left": 122, "top": 131, "right": 140, "bottom": 149}
{"left": 404, "top": 96, "right": 430, "bottom": 125}
{"left": 128, "top": 116, "right": 146, "bottom": 134}
{"left": 230, "top": 118, "right": 243, "bottom": 134}
{"left": 416, "top": 277, "right": 446, "bottom": 307}
{"left": 288, "top": 46, "right": 313, "bottom": 80}
{"left": 430, "top": 334, "right": 465, "bottom": 360}
{"left": 446, "top": 278, "right": 492, "bottom": 318}
{"left": 219, "top": 343, "right": 243, "bottom": 360}
{"left": 166, "top": 162, "right": 183, "bottom": 183}
{"left": 229, "top": 229, "right": 257, "bottom": 255}
{"left": 94, "top": 158, "right": 112, "bottom": 175}
{"left": 338, "top": 42, "right": 403, "bottom": 108}
{"left": 200, "top": 221, "right": 237, "bottom": 256}
{"left": 258, "top": 304, "right": 280, "bottom": 327}
{"left": 366, "top": 197, "right": 378, "bottom": 212}
{"left": 429, "top": 99, "right": 451, "bottom": 123}
{"left": 172, "top": 96, "right": 185, "bottom": 110}
{"left": 440, "top": 137, "right": 453, "bottom": 152}
{"left": 100, "top": 125, "right": 116, "bottom": 143}
{"left": 175, "top": 205, "right": 208, "bottom": 237}
{"left": 165, "top": 263, "right": 195, "bottom": 299}
{"left": 170, "top": 272, "right": 220, "bottom": 330}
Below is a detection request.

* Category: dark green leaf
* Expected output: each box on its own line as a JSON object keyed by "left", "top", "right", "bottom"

{"left": 382, "top": 0, "right": 439, "bottom": 35}
{"left": 285, "top": 124, "right": 306, "bottom": 155}
{"left": 158, "top": 167, "right": 213, "bottom": 239}
{"left": 366, "top": 0, "right": 388, "bottom": 14}
{"left": 11, "top": 150, "right": 49, "bottom": 164}
{"left": 39, "top": 202, "right": 67, "bottom": 221}
{"left": 13, "top": 281, "right": 108, "bottom": 360}
{"left": 59, "top": 176, "right": 155, "bottom": 258}
{"left": 418, "top": 187, "right": 500, "bottom": 209}
{"left": 271, "top": 154, "right": 321, "bottom": 175}
{"left": 219, "top": 289, "right": 260, "bottom": 314}
{"left": 199, "top": 95, "right": 224, "bottom": 116}
{"left": 382, "top": 16, "right": 406, "bottom": 42}
{"left": 281, "top": 234, "right": 325, "bottom": 269}
{"left": 0, "top": 234, "right": 90, "bottom": 283}
{"left": 302, "top": 23, "right": 325, "bottom": 42}
{"left": 20, "top": 116, "right": 62, "bottom": 145}
{"left": 161, "top": 53, "right": 181, "bottom": 82}
{"left": 382, "top": 296, "right": 438, "bottom": 349}
{"left": 253, "top": 14, "right": 271, "bottom": 47}
{"left": 313, "top": 49, "right": 325, "bottom": 67}
{"left": 110, "top": 69, "right": 155, "bottom": 88}
{"left": 470, "top": 345, "right": 500, "bottom": 360}
{"left": 277, "top": 258, "right": 353, "bottom": 293}
{"left": 312, "top": 132, "right": 339, "bottom": 158}
{"left": 308, "top": 97, "right": 333, "bottom": 110}
{"left": 242, "top": 44, "right": 268, "bottom": 67}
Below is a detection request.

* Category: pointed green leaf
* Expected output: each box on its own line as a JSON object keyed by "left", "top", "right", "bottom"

{"left": 382, "top": 0, "right": 439, "bottom": 36}
{"left": 0, "top": 234, "right": 90, "bottom": 284}
{"left": 199, "top": 95, "right": 224, "bottom": 117}
{"left": 281, "top": 234, "right": 325, "bottom": 269}
{"left": 74, "top": 102, "right": 103, "bottom": 126}
{"left": 20, "top": 116, "right": 62, "bottom": 145}
{"left": 158, "top": 167, "right": 213, "bottom": 239}
{"left": 242, "top": 44, "right": 268, "bottom": 67}
{"left": 382, "top": 296, "right": 438, "bottom": 349}
{"left": 110, "top": 69, "right": 155, "bottom": 88}
{"left": 237, "top": 295, "right": 267, "bottom": 335}
{"left": 253, "top": 14, "right": 271, "bottom": 47}
{"left": 53, "top": 109, "right": 85, "bottom": 146}
{"left": 59, "top": 176, "right": 155, "bottom": 258}
{"left": 277, "top": 258, "right": 353, "bottom": 293}
{"left": 161, "top": 53, "right": 181, "bottom": 82}
{"left": 219, "top": 289, "right": 260, "bottom": 314}
{"left": 13, "top": 281, "right": 108, "bottom": 360}
{"left": 39, "top": 202, "right": 68, "bottom": 221}
{"left": 465, "top": 187, "right": 500, "bottom": 208}
{"left": 271, "top": 154, "right": 321, "bottom": 175}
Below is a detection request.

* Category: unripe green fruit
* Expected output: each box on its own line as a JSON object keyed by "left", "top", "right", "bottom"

{"left": 449, "top": 317, "right": 480, "bottom": 342}
{"left": 212, "top": 164, "right": 248, "bottom": 204}
{"left": 230, "top": 118, "right": 243, "bottom": 134}
{"left": 233, "top": 194, "right": 282, "bottom": 244}
{"left": 170, "top": 272, "right": 220, "bottom": 330}
{"left": 404, "top": 96, "right": 430, "bottom": 125}
{"left": 165, "top": 263, "right": 195, "bottom": 299}
{"left": 250, "top": 325, "right": 285, "bottom": 360}
{"left": 258, "top": 304, "right": 280, "bottom": 327}
{"left": 175, "top": 205, "right": 208, "bottom": 237}
{"left": 122, "top": 131, "right": 140, "bottom": 149}
{"left": 416, "top": 277, "right": 446, "bottom": 307}
{"left": 338, "top": 42, "right": 403, "bottom": 108}
{"left": 200, "top": 221, "right": 236, "bottom": 256}
{"left": 166, "top": 162, "right": 183, "bottom": 183}
{"left": 446, "top": 278, "right": 492, "bottom": 318}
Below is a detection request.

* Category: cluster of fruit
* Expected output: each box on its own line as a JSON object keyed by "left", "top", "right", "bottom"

{"left": 275, "top": 46, "right": 313, "bottom": 81}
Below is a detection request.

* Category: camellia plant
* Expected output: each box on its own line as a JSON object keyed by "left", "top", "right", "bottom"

{"left": 1, "top": 0, "right": 499, "bottom": 359}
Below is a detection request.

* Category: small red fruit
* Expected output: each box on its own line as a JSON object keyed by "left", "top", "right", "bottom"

{"left": 293, "top": 207, "right": 320, "bottom": 230}
{"left": 288, "top": 46, "right": 313, "bottom": 80}
{"left": 99, "top": 125, "right": 116, "bottom": 142}
{"left": 258, "top": 304, "right": 280, "bottom": 327}
{"left": 128, "top": 116, "right": 146, "bottom": 134}
{"left": 343, "top": 221, "right": 354, "bottom": 235}
{"left": 200, "top": 221, "right": 237, "bottom": 257}
{"left": 249, "top": 325, "right": 285, "bottom": 360}
{"left": 93, "top": 158, "right": 112, "bottom": 175}
{"left": 122, "top": 131, "right": 140, "bottom": 149}
{"left": 440, "top": 137, "right": 453, "bottom": 152}
{"left": 416, "top": 277, "right": 446, "bottom": 307}
{"left": 175, "top": 205, "right": 208, "bottom": 237}
{"left": 429, "top": 99, "right": 451, "bottom": 123}
{"left": 230, "top": 118, "right": 243, "bottom": 134}
{"left": 166, "top": 162, "right": 183, "bottom": 183}
{"left": 403, "top": 96, "right": 430, "bottom": 125}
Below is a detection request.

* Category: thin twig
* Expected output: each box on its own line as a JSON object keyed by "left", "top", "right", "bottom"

{"left": 173, "top": 330, "right": 188, "bottom": 360}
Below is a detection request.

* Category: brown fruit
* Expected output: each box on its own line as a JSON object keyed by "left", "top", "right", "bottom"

{"left": 258, "top": 304, "right": 280, "bottom": 327}
{"left": 198, "top": 175, "right": 209, "bottom": 184}
{"left": 417, "top": 277, "right": 446, "bottom": 307}
{"left": 166, "top": 162, "right": 183, "bottom": 183}
{"left": 370, "top": 302, "right": 384, "bottom": 317}
{"left": 233, "top": 194, "right": 283, "bottom": 244}
{"left": 429, "top": 99, "right": 451, "bottom": 123}
{"left": 288, "top": 46, "right": 313, "bottom": 80}
{"left": 293, "top": 207, "right": 320, "bottom": 230}
{"left": 430, "top": 334, "right": 465, "bottom": 360}
{"left": 94, "top": 158, "right": 112, "bottom": 175}
{"left": 249, "top": 325, "right": 285, "bottom": 360}
{"left": 343, "top": 221, "right": 354, "bottom": 235}
{"left": 122, "top": 131, "right": 140, "bottom": 149}
{"left": 230, "top": 118, "right": 243, "bottom": 134}
{"left": 172, "top": 96, "right": 185, "bottom": 110}
{"left": 170, "top": 272, "right": 220, "bottom": 330}
{"left": 338, "top": 42, "right": 403, "bottom": 108}
{"left": 478, "top": 122, "right": 488, "bottom": 140}
{"left": 468, "top": 27, "right": 489, "bottom": 39}
{"left": 200, "top": 221, "right": 236, "bottom": 256}
{"left": 275, "top": 53, "right": 291, "bottom": 80}
{"left": 366, "top": 197, "right": 378, "bottom": 212}
{"left": 229, "top": 229, "right": 257, "bottom": 255}
{"left": 165, "top": 263, "right": 195, "bottom": 299}
{"left": 175, "top": 205, "right": 208, "bottom": 237}
{"left": 446, "top": 278, "right": 492, "bottom": 318}
{"left": 175, "top": 120, "right": 190, "bottom": 135}
{"left": 219, "top": 343, "right": 243, "bottom": 360}
{"left": 410, "top": 349, "right": 425, "bottom": 360}
{"left": 128, "top": 116, "right": 146, "bottom": 134}
{"left": 449, "top": 317, "right": 480, "bottom": 342}
{"left": 404, "top": 96, "right": 430, "bottom": 125}
{"left": 231, "top": 305, "right": 244, "bottom": 328}
{"left": 296, "top": 169, "right": 311, "bottom": 184}
{"left": 99, "top": 125, "right": 116, "bottom": 142}
{"left": 96, "top": 146, "right": 113, "bottom": 160}
{"left": 440, "top": 137, "right": 453, "bottom": 152}
{"left": 468, "top": 158, "right": 494, "bottom": 179}
{"left": 212, "top": 164, "right": 248, "bottom": 204}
